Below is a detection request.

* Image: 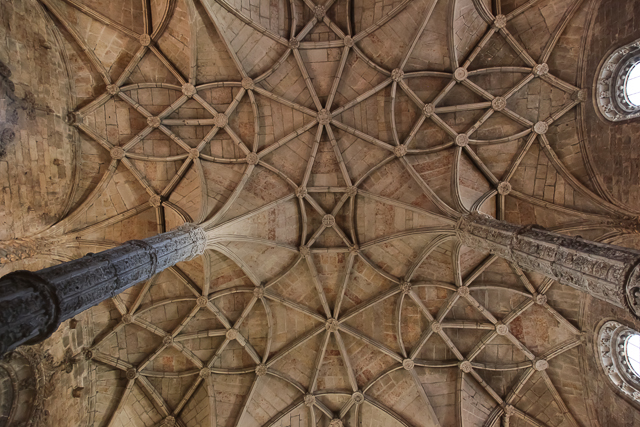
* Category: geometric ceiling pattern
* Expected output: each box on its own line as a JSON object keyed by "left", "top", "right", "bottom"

{"left": 35, "top": 0, "right": 627, "bottom": 426}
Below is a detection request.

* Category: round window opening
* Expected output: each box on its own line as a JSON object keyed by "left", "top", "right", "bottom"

{"left": 627, "top": 334, "right": 640, "bottom": 377}
{"left": 626, "top": 62, "right": 640, "bottom": 107}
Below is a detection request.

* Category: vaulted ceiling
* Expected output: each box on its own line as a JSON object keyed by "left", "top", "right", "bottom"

{"left": 2, "top": 0, "right": 640, "bottom": 426}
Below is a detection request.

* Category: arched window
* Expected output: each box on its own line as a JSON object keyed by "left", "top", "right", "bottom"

{"left": 598, "top": 321, "right": 640, "bottom": 402}
{"left": 595, "top": 40, "right": 640, "bottom": 121}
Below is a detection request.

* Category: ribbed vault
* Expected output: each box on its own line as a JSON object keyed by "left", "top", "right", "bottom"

{"left": 7, "top": 0, "right": 640, "bottom": 426}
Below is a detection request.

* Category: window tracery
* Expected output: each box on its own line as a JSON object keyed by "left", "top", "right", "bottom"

{"left": 596, "top": 39, "right": 640, "bottom": 121}
{"left": 598, "top": 320, "right": 640, "bottom": 402}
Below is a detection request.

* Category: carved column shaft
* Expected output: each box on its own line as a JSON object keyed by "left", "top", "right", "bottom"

{"left": 0, "top": 224, "right": 207, "bottom": 355}
{"left": 457, "top": 213, "right": 640, "bottom": 318}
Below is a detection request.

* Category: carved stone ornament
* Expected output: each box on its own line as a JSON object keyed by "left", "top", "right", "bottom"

{"left": 126, "top": 368, "right": 137, "bottom": 380}
{"left": 496, "top": 324, "right": 509, "bottom": 335}
{"left": 402, "top": 359, "right": 415, "bottom": 370}
{"left": 314, "top": 5, "right": 325, "bottom": 20}
{"left": 299, "top": 245, "right": 310, "bottom": 257}
{"left": 457, "top": 286, "right": 470, "bottom": 297}
{"left": 347, "top": 186, "right": 358, "bottom": 197}
{"left": 394, "top": 145, "right": 408, "bottom": 157}
{"left": 317, "top": 109, "right": 331, "bottom": 125}
{"left": 422, "top": 103, "right": 435, "bottom": 117}
{"left": 533, "top": 359, "right": 549, "bottom": 371}
{"left": 454, "top": 67, "right": 468, "bottom": 82}
{"left": 493, "top": 14, "right": 507, "bottom": 29}
{"left": 241, "top": 77, "right": 254, "bottom": 90}
{"left": 455, "top": 134, "right": 469, "bottom": 147}
{"left": 197, "top": 296, "right": 208, "bottom": 307}
{"left": 289, "top": 38, "right": 300, "bottom": 49}
{"left": 343, "top": 36, "right": 354, "bottom": 48}
{"left": 163, "top": 335, "right": 174, "bottom": 346}
{"left": 325, "top": 318, "right": 339, "bottom": 332}
{"left": 0, "top": 224, "right": 209, "bottom": 354}
{"left": 139, "top": 34, "right": 151, "bottom": 46}
{"left": 106, "top": 84, "right": 120, "bottom": 95}
{"left": 329, "top": 419, "right": 343, "bottom": 427}
{"left": 391, "top": 68, "right": 404, "bottom": 82}
{"left": 163, "top": 416, "right": 176, "bottom": 427}
{"left": 200, "top": 368, "right": 211, "bottom": 379}
{"left": 352, "top": 391, "right": 364, "bottom": 404}
{"left": 457, "top": 212, "right": 640, "bottom": 319}
{"left": 533, "top": 121, "right": 548, "bottom": 135}
{"left": 597, "top": 320, "right": 640, "bottom": 403}
{"left": 253, "top": 286, "right": 265, "bottom": 298}
{"left": 400, "top": 281, "right": 412, "bottom": 295}
{"left": 431, "top": 321, "right": 442, "bottom": 333}
{"left": 226, "top": 328, "right": 239, "bottom": 340}
{"left": 492, "top": 96, "right": 507, "bottom": 111}
{"left": 214, "top": 114, "right": 228, "bottom": 128}
{"left": 149, "top": 194, "right": 163, "bottom": 207}
{"left": 304, "top": 394, "right": 316, "bottom": 407}
{"left": 533, "top": 293, "right": 547, "bottom": 305}
{"left": 296, "top": 187, "right": 308, "bottom": 199}
{"left": 122, "top": 313, "right": 133, "bottom": 324}
{"left": 182, "top": 83, "right": 196, "bottom": 97}
{"left": 532, "top": 63, "right": 549, "bottom": 77}
{"left": 110, "top": 146, "right": 125, "bottom": 160}
{"left": 323, "top": 214, "right": 336, "bottom": 227}
{"left": 497, "top": 181, "right": 512, "bottom": 195}
{"left": 147, "top": 116, "right": 161, "bottom": 128}
{"left": 460, "top": 360, "right": 473, "bottom": 373}
{"left": 255, "top": 364, "right": 267, "bottom": 376}
{"left": 595, "top": 39, "right": 640, "bottom": 122}
{"left": 188, "top": 148, "right": 200, "bottom": 160}
{"left": 246, "top": 152, "right": 259, "bottom": 165}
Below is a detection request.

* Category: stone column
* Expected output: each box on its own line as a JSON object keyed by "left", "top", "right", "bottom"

{"left": 457, "top": 213, "right": 640, "bottom": 319}
{"left": 0, "top": 224, "right": 207, "bottom": 355}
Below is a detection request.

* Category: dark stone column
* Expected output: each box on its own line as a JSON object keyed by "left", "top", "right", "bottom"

{"left": 457, "top": 213, "right": 640, "bottom": 319}
{"left": 0, "top": 224, "right": 207, "bottom": 355}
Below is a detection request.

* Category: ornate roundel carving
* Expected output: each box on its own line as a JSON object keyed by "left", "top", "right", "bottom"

{"left": 304, "top": 394, "right": 316, "bottom": 407}
{"left": 322, "top": 214, "right": 335, "bottom": 227}
{"left": 314, "top": 5, "right": 325, "bottom": 20}
{"left": 533, "top": 121, "right": 548, "bottom": 135}
{"left": 402, "top": 359, "right": 415, "bottom": 370}
{"left": 497, "top": 181, "right": 512, "bottom": 195}
{"left": 214, "top": 114, "right": 228, "bottom": 128}
{"left": 455, "top": 134, "right": 469, "bottom": 147}
{"left": 299, "top": 245, "right": 310, "bottom": 257}
{"left": 460, "top": 361, "right": 472, "bottom": 373}
{"left": 289, "top": 38, "right": 300, "bottom": 49}
{"left": 226, "top": 329, "right": 239, "bottom": 340}
{"left": 492, "top": 97, "right": 507, "bottom": 111}
{"left": 394, "top": 145, "right": 408, "bottom": 157}
{"left": 246, "top": 152, "right": 259, "bottom": 165}
{"left": 253, "top": 286, "right": 265, "bottom": 298}
{"left": 182, "top": 83, "right": 196, "bottom": 97}
{"left": 422, "top": 103, "right": 435, "bottom": 117}
{"left": 163, "top": 335, "right": 174, "bottom": 346}
{"left": 163, "top": 416, "right": 176, "bottom": 427}
{"left": 139, "top": 34, "right": 151, "bottom": 46}
{"left": 317, "top": 109, "right": 331, "bottom": 125}
{"left": 196, "top": 296, "right": 208, "bottom": 307}
{"left": 106, "top": 84, "right": 119, "bottom": 95}
{"left": 343, "top": 36, "right": 354, "bottom": 48}
{"left": 241, "top": 77, "right": 254, "bottom": 90}
{"left": 597, "top": 320, "right": 640, "bottom": 403}
{"left": 200, "top": 368, "right": 211, "bottom": 378}
{"left": 493, "top": 14, "right": 507, "bottom": 29}
{"left": 352, "top": 391, "right": 364, "bottom": 404}
{"left": 122, "top": 314, "right": 133, "bottom": 324}
{"left": 400, "top": 281, "right": 412, "bottom": 295}
{"left": 296, "top": 187, "right": 308, "bottom": 199}
{"left": 391, "top": 68, "right": 404, "bottom": 82}
{"left": 431, "top": 321, "right": 442, "bottom": 333}
{"left": 255, "top": 364, "right": 268, "bottom": 376}
{"left": 149, "top": 195, "right": 163, "bottom": 207}
{"left": 454, "top": 67, "right": 468, "bottom": 82}
{"left": 325, "top": 318, "right": 339, "bottom": 332}
{"left": 126, "top": 368, "right": 137, "bottom": 380}
{"left": 532, "top": 63, "right": 549, "bottom": 77}
{"left": 534, "top": 293, "right": 547, "bottom": 305}
{"left": 496, "top": 324, "right": 509, "bottom": 336}
{"left": 329, "top": 419, "right": 343, "bottom": 427}
{"left": 534, "top": 359, "right": 549, "bottom": 371}
{"left": 110, "top": 146, "right": 125, "bottom": 160}
{"left": 147, "top": 116, "right": 161, "bottom": 128}
{"left": 457, "top": 286, "right": 470, "bottom": 297}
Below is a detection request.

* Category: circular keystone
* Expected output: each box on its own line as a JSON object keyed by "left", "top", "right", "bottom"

{"left": 532, "top": 63, "right": 549, "bottom": 77}
{"left": 126, "top": 368, "right": 137, "bottom": 380}
{"left": 163, "top": 416, "right": 176, "bottom": 427}
{"left": 325, "top": 318, "right": 339, "bottom": 332}
{"left": 197, "top": 296, "right": 208, "bottom": 307}
{"left": 323, "top": 214, "right": 336, "bottom": 227}
{"left": 400, "top": 281, "right": 411, "bottom": 295}
{"left": 349, "top": 245, "right": 359, "bottom": 254}
{"left": 296, "top": 187, "right": 307, "bottom": 199}
{"left": 391, "top": 68, "right": 404, "bottom": 82}
{"left": 394, "top": 145, "right": 407, "bottom": 157}
{"left": 304, "top": 394, "right": 316, "bottom": 407}
{"left": 254, "top": 286, "right": 265, "bottom": 298}
{"left": 188, "top": 148, "right": 200, "bottom": 160}
{"left": 431, "top": 321, "right": 442, "bottom": 333}
{"left": 83, "top": 349, "right": 94, "bottom": 360}
{"left": 314, "top": 5, "right": 325, "bottom": 20}
{"left": 533, "top": 121, "right": 548, "bottom": 135}
{"left": 402, "top": 359, "right": 415, "bottom": 370}
{"left": 347, "top": 186, "right": 358, "bottom": 196}
{"left": 317, "top": 109, "right": 331, "bottom": 125}
{"left": 353, "top": 391, "right": 365, "bottom": 404}
{"left": 163, "top": 336, "right": 173, "bottom": 346}
{"left": 454, "top": 67, "right": 468, "bottom": 82}
{"left": 494, "top": 14, "right": 507, "bottom": 29}
{"left": 299, "top": 246, "right": 310, "bottom": 257}
{"left": 122, "top": 314, "right": 133, "bottom": 324}
{"left": 422, "top": 103, "right": 435, "bottom": 117}
{"left": 505, "top": 405, "right": 516, "bottom": 416}
{"left": 534, "top": 359, "right": 549, "bottom": 371}
{"left": 139, "top": 34, "right": 151, "bottom": 46}
{"left": 329, "top": 419, "right": 343, "bottom": 427}
{"left": 106, "top": 84, "right": 119, "bottom": 96}
{"left": 492, "top": 97, "right": 507, "bottom": 111}
{"left": 226, "top": 329, "right": 239, "bottom": 340}
{"left": 455, "top": 134, "right": 469, "bottom": 147}
{"left": 149, "top": 195, "right": 163, "bottom": 207}
{"left": 147, "top": 116, "right": 161, "bottom": 128}
{"left": 246, "top": 152, "right": 259, "bottom": 165}
{"left": 534, "top": 294, "right": 547, "bottom": 305}
{"left": 496, "top": 324, "right": 509, "bottom": 335}
{"left": 214, "top": 114, "right": 228, "bottom": 128}
{"left": 457, "top": 286, "right": 470, "bottom": 297}
{"left": 241, "top": 77, "right": 254, "bottom": 90}
{"left": 343, "top": 36, "right": 354, "bottom": 48}
{"left": 111, "top": 147, "right": 125, "bottom": 160}
{"left": 200, "top": 368, "right": 211, "bottom": 378}
{"left": 255, "top": 364, "right": 267, "bottom": 376}
{"left": 289, "top": 38, "right": 300, "bottom": 49}
{"left": 497, "top": 181, "right": 512, "bottom": 195}
{"left": 182, "top": 83, "right": 196, "bottom": 97}
{"left": 460, "top": 361, "right": 473, "bottom": 373}
{"left": 574, "top": 88, "right": 588, "bottom": 102}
